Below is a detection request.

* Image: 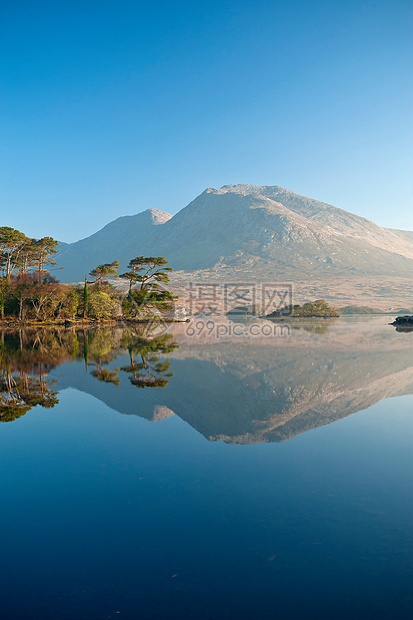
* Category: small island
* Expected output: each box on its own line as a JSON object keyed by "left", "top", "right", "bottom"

{"left": 263, "top": 299, "right": 340, "bottom": 319}
{"left": 390, "top": 315, "right": 413, "bottom": 332}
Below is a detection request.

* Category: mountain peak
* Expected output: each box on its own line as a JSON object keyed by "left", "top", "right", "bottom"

{"left": 142, "top": 208, "right": 173, "bottom": 224}
{"left": 116, "top": 208, "right": 172, "bottom": 225}
{"left": 56, "top": 184, "right": 413, "bottom": 285}
{"left": 206, "top": 183, "right": 288, "bottom": 196}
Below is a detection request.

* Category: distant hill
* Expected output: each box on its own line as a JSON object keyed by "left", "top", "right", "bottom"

{"left": 56, "top": 184, "right": 413, "bottom": 283}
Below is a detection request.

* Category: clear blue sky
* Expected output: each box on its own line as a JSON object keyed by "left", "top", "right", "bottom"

{"left": 1, "top": 0, "right": 412, "bottom": 242}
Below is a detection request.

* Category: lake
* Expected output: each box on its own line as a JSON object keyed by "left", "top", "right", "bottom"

{"left": 1, "top": 317, "right": 412, "bottom": 619}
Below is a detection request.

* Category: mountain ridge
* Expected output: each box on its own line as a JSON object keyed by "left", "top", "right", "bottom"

{"left": 55, "top": 184, "right": 413, "bottom": 284}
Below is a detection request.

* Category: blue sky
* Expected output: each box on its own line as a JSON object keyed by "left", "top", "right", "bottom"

{"left": 1, "top": 0, "right": 412, "bottom": 241}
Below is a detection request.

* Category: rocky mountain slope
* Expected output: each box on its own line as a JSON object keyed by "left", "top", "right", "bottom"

{"left": 56, "top": 184, "right": 413, "bottom": 283}
{"left": 57, "top": 208, "right": 172, "bottom": 281}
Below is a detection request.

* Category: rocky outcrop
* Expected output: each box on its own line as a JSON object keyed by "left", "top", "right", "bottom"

{"left": 391, "top": 315, "right": 413, "bottom": 331}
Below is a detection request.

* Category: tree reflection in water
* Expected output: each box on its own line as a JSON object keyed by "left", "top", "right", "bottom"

{"left": 120, "top": 327, "right": 178, "bottom": 388}
{"left": 0, "top": 325, "right": 178, "bottom": 422}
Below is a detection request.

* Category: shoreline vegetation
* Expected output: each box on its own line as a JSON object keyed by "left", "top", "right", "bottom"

{"left": 0, "top": 318, "right": 186, "bottom": 328}
{"left": 263, "top": 299, "right": 340, "bottom": 319}
{"left": 0, "top": 227, "right": 178, "bottom": 324}
{"left": 1, "top": 226, "right": 410, "bottom": 325}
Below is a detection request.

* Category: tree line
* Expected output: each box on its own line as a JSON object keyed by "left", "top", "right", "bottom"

{"left": 0, "top": 226, "right": 176, "bottom": 321}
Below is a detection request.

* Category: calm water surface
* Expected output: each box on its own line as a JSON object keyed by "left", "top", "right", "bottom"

{"left": 1, "top": 318, "right": 412, "bottom": 619}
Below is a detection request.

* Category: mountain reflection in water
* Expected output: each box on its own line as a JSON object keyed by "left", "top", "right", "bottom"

{"left": 1, "top": 318, "right": 412, "bottom": 442}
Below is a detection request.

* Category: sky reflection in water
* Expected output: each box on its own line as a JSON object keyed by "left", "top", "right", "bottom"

{"left": 0, "top": 318, "right": 412, "bottom": 619}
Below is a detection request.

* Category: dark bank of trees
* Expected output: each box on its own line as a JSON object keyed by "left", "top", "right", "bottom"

{"left": 0, "top": 226, "right": 176, "bottom": 322}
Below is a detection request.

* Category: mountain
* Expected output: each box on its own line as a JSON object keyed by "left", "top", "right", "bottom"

{"left": 57, "top": 209, "right": 172, "bottom": 282}
{"left": 56, "top": 184, "right": 413, "bottom": 283}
